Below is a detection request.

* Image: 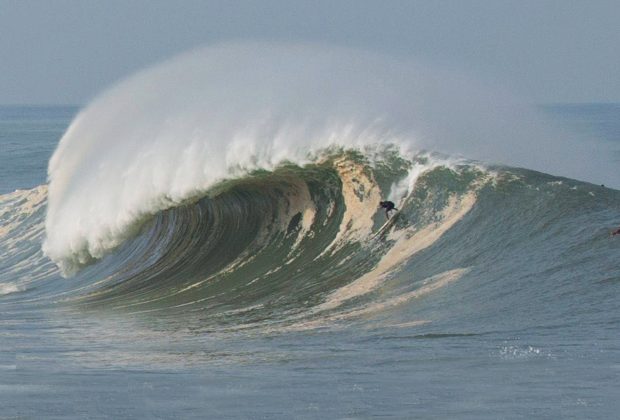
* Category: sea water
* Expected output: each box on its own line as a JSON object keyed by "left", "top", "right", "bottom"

{"left": 0, "top": 103, "right": 619, "bottom": 419}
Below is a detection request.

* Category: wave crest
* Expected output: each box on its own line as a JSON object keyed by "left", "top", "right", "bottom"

{"left": 46, "top": 42, "right": 595, "bottom": 275}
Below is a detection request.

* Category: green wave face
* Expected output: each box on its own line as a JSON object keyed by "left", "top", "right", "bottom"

{"left": 55, "top": 149, "right": 483, "bottom": 326}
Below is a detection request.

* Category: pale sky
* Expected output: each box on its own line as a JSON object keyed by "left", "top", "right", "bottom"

{"left": 1, "top": 0, "right": 619, "bottom": 105}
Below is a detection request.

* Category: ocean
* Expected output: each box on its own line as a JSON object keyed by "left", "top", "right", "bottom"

{"left": 1, "top": 101, "right": 618, "bottom": 419}
{"left": 2, "top": 48, "right": 620, "bottom": 418}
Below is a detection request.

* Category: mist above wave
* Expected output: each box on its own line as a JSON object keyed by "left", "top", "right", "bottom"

{"left": 43, "top": 42, "right": 605, "bottom": 274}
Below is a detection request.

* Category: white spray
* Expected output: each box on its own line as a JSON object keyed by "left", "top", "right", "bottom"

{"left": 43, "top": 42, "right": 613, "bottom": 275}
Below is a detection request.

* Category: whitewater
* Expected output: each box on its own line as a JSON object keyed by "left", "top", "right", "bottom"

{"left": 43, "top": 43, "right": 617, "bottom": 274}
{"left": 1, "top": 44, "right": 619, "bottom": 418}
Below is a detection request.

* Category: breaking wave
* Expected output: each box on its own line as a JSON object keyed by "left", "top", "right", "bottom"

{"left": 3, "top": 43, "right": 617, "bottom": 334}
{"left": 2, "top": 149, "right": 618, "bottom": 334}
{"left": 4, "top": 147, "right": 490, "bottom": 325}
{"left": 42, "top": 42, "right": 614, "bottom": 276}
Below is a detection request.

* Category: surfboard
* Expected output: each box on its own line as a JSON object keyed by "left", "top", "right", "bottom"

{"left": 373, "top": 211, "right": 400, "bottom": 239}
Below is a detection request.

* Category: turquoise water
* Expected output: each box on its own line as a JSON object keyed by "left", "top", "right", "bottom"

{"left": 1, "top": 105, "right": 619, "bottom": 418}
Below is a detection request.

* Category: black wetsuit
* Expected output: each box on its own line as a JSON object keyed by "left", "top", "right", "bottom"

{"left": 379, "top": 201, "right": 397, "bottom": 218}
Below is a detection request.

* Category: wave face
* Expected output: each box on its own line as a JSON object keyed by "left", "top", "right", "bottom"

{"left": 5, "top": 152, "right": 619, "bottom": 334}
{"left": 48, "top": 150, "right": 484, "bottom": 325}
{"left": 2, "top": 145, "right": 489, "bottom": 329}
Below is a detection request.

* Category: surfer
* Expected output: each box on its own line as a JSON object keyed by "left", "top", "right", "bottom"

{"left": 612, "top": 227, "right": 620, "bottom": 236}
{"left": 379, "top": 200, "right": 398, "bottom": 219}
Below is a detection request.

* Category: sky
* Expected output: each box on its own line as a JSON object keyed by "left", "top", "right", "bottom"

{"left": 1, "top": 0, "right": 619, "bottom": 105}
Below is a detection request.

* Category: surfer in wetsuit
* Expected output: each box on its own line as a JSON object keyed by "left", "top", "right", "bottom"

{"left": 612, "top": 227, "right": 620, "bottom": 236}
{"left": 379, "top": 200, "right": 398, "bottom": 219}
